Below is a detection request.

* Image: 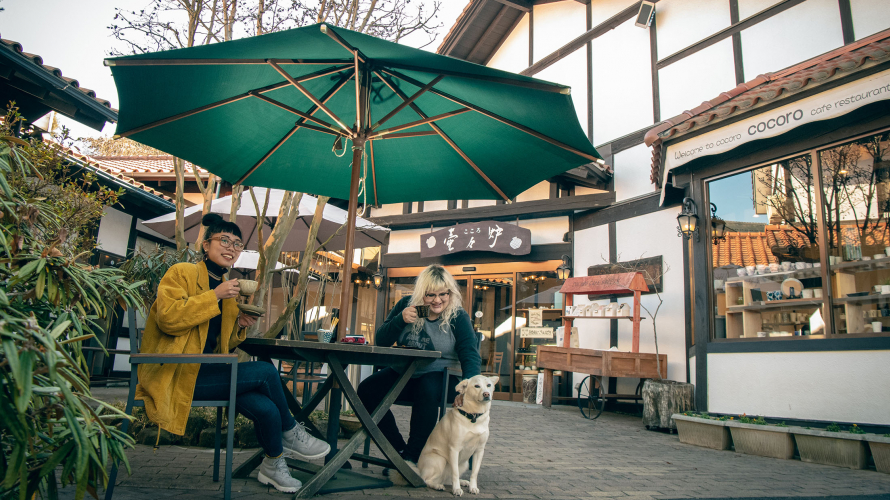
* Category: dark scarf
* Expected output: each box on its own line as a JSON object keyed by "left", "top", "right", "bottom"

{"left": 203, "top": 258, "right": 228, "bottom": 355}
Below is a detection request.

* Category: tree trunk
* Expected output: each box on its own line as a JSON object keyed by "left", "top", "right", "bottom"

{"left": 173, "top": 157, "right": 188, "bottom": 252}
{"left": 252, "top": 191, "right": 303, "bottom": 318}
{"left": 642, "top": 379, "right": 695, "bottom": 431}
{"left": 191, "top": 165, "right": 217, "bottom": 251}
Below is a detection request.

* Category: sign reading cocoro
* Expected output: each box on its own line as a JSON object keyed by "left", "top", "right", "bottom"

{"left": 420, "top": 221, "right": 532, "bottom": 258}
{"left": 660, "top": 68, "right": 890, "bottom": 204}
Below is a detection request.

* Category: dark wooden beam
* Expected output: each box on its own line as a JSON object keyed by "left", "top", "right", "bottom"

{"left": 649, "top": 14, "right": 660, "bottom": 123}
{"left": 382, "top": 243, "right": 571, "bottom": 268}
{"left": 729, "top": 0, "right": 745, "bottom": 85}
{"left": 838, "top": 0, "right": 855, "bottom": 44}
{"left": 373, "top": 191, "right": 615, "bottom": 230}
{"left": 520, "top": 1, "right": 653, "bottom": 76}
{"left": 656, "top": 0, "right": 807, "bottom": 70}
{"left": 573, "top": 191, "right": 681, "bottom": 231}
{"left": 491, "top": 0, "right": 532, "bottom": 12}
{"left": 586, "top": 0, "right": 593, "bottom": 142}
{"left": 528, "top": 7, "right": 534, "bottom": 67}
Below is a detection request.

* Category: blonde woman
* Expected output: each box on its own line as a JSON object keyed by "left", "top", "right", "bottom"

{"left": 358, "top": 265, "right": 481, "bottom": 464}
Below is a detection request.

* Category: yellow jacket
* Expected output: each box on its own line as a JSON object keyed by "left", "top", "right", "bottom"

{"left": 135, "top": 260, "right": 246, "bottom": 435}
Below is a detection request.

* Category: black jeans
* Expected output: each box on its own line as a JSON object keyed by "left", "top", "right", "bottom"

{"left": 192, "top": 361, "right": 296, "bottom": 458}
{"left": 357, "top": 368, "right": 443, "bottom": 460}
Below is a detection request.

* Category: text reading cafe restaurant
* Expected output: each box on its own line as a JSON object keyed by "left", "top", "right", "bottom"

{"left": 646, "top": 30, "right": 890, "bottom": 426}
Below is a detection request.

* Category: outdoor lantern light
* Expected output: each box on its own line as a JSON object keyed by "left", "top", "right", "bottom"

{"left": 372, "top": 271, "right": 384, "bottom": 289}
{"left": 710, "top": 203, "right": 727, "bottom": 244}
{"left": 677, "top": 197, "right": 699, "bottom": 240}
{"left": 634, "top": 1, "right": 656, "bottom": 28}
{"left": 556, "top": 255, "right": 572, "bottom": 280}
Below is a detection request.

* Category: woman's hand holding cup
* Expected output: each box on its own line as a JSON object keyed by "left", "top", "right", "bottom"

{"left": 214, "top": 279, "right": 241, "bottom": 300}
{"left": 402, "top": 306, "right": 418, "bottom": 324}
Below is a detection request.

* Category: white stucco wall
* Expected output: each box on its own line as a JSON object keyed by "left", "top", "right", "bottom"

{"left": 688, "top": 355, "right": 695, "bottom": 386}
{"left": 532, "top": 1, "right": 587, "bottom": 62}
{"left": 487, "top": 13, "right": 529, "bottom": 73}
{"left": 656, "top": 0, "right": 730, "bottom": 58}
{"left": 97, "top": 206, "right": 132, "bottom": 257}
{"left": 423, "top": 200, "right": 448, "bottom": 212}
{"left": 740, "top": 0, "right": 844, "bottom": 78}
{"left": 571, "top": 223, "right": 610, "bottom": 350}
{"left": 387, "top": 228, "right": 428, "bottom": 254}
{"left": 371, "top": 203, "right": 402, "bottom": 217}
{"left": 850, "top": 0, "right": 890, "bottom": 39}
{"left": 737, "top": 0, "right": 784, "bottom": 20}
{"left": 709, "top": 351, "right": 890, "bottom": 424}
{"left": 658, "top": 39, "right": 737, "bottom": 121}
{"left": 467, "top": 200, "right": 496, "bottom": 208}
{"left": 515, "top": 181, "right": 550, "bottom": 203}
{"left": 612, "top": 143, "right": 656, "bottom": 202}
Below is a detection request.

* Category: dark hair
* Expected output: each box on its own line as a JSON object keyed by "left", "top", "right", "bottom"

{"left": 201, "top": 213, "right": 242, "bottom": 243}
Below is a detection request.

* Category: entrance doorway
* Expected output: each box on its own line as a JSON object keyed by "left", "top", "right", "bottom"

{"left": 467, "top": 275, "right": 513, "bottom": 399}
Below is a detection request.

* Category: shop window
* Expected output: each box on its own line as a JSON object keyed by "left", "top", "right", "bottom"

{"left": 387, "top": 277, "right": 416, "bottom": 310}
{"left": 708, "top": 154, "right": 823, "bottom": 339}
{"left": 820, "top": 132, "right": 890, "bottom": 336}
{"left": 513, "top": 271, "right": 561, "bottom": 392}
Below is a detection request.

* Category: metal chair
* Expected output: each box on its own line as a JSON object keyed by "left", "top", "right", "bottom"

{"left": 105, "top": 309, "right": 238, "bottom": 500}
{"left": 279, "top": 360, "right": 328, "bottom": 402}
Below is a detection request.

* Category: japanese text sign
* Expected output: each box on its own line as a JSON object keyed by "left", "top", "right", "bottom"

{"left": 420, "top": 221, "right": 531, "bottom": 258}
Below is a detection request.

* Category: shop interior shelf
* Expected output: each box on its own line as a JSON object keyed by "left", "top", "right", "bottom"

{"left": 518, "top": 308, "right": 563, "bottom": 312}
{"left": 726, "top": 298, "right": 823, "bottom": 312}
{"left": 514, "top": 369, "right": 539, "bottom": 374}
{"left": 832, "top": 294, "right": 890, "bottom": 304}
{"left": 561, "top": 315, "right": 646, "bottom": 320}
{"left": 828, "top": 258, "right": 890, "bottom": 273}
{"left": 724, "top": 267, "right": 822, "bottom": 284}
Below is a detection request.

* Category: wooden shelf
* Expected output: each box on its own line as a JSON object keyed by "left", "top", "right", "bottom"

{"left": 832, "top": 294, "right": 890, "bottom": 305}
{"left": 561, "top": 315, "right": 646, "bottom": 320}
{"left": 725, "top": 267, "right": 823, "bottom": 284}
{"left": 726, "top": 298, "right": 823, "bottom": 312}
{"left": 828, "top": 258, "right": 890, "bottom": 273}
{"left": 514, "top": 369, "right": 539, "bottom": 374}
{"left": 518, "top": 308, "right": 562, "bottom": 312}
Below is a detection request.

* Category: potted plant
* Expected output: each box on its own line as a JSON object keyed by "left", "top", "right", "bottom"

{"left": 866, "top": 433, "right": 890, "bottom": 474}
{"left": 792, "top": 423, "right": 868, "bottom": 469}
{"left": 726, "top": 416, "right": 795, "bottom": 460}
{"left": 339, "top": 410, "right": 363, "bottom": 436}
{"left": 672, "top": 413, "right": 732, "bottom": 450}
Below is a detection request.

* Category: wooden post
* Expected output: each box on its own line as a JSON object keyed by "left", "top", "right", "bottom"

{"left": 632, "top": 289, "right": 641, "bottom": 353}
{"left": 337, "top": 140, "right": 364, "bottom": 341}
{"left": 542, "top": 368, "right": 553, "bottom": 409}
{"left": 563, "top": 293, "right": 573, "bottom": 348}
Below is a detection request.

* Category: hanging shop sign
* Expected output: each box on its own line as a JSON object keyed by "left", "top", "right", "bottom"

{"left": 420, "top": 221, "right": 531, "bottom": 258}
{"left": 659, "top": 68, "right": 890, "bottom": 203}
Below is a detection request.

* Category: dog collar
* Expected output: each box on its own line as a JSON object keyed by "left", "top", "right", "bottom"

{"left": 457, "top": 408, "right": 484, "bottom": 423}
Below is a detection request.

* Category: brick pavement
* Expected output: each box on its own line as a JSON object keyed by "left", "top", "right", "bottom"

{"left": 68, "top": 401, "right": 890, "bottom": 500}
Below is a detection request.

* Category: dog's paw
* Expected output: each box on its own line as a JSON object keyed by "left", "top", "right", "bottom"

{"left": 428, "top": 483, "right": 445, "bottom": 491}
{"left": 468, "top": 482, "right": 479, "bottom": 494}
{"left": 460, "top": 479, "right": 470, "bottom": 487}
{"left": 451, "top": 486, "right": 464, "bottom": 497}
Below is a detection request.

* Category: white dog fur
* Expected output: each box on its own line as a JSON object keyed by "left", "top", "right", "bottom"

{"left": 413, "top": 374, "right": 499, "bottom": 496}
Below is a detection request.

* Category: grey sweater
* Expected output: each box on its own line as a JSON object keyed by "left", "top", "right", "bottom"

{"left": 375, "top": 296, "right": 481, "bottom": 379}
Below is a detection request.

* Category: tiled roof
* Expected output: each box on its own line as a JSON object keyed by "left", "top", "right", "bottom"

{"left": 55, "top": 146, "right": 174, "bottom": 203}
{"left": 713, "top": 223, "right": 890, "bottom": 267}
{"left": 646, "top": 28, "right": 890, "bottom": 188}
{"left": 87, "top": 155, "right": 211, "bottom": 178}
{"left": 437, "top": 0, "right": 475, "bottom": 54}
{"left": 0, "top": 35, "right": 116, "bottom": 111}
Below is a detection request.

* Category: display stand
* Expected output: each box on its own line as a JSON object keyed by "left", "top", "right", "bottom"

{"left": 538, "top": 272, "right": 667, "bottom": 409}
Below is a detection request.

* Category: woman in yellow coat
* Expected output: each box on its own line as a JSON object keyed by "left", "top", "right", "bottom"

{"left": 136, "top": 213, "right": 329, "bottom": 493}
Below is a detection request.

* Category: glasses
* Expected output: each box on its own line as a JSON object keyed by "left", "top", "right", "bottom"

{"left": 424, "top": 291, "right": 451, "bottom": 300}
{"left": 210, "top": 236, "right": 244, "bottom": 251}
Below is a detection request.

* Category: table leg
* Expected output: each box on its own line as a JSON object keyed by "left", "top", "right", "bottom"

{"left": 325, "top": 379, "right": 342, "bottom": 464}
{"left": 327, "top": 357, "right": 425, "bottom": 487}
{"left": 542, "top": 369, "right": 553, "bottom": 409}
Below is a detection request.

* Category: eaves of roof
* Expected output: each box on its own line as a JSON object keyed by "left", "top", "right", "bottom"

{"left": 437, "top": 0, "right": 525, "bottom": 65}
{"left": 87, "top": 155, "right": 210, "bottom": 179}
{"left": 0, "top": 34, "right": 118, "bottom": 127}
{"left": 645, "top": 28, "right": 890, "bottom": 187}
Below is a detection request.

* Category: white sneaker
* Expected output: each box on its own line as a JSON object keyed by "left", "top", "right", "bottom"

{"left": 282, "top": 422, "right": 331, "bottom": 460}
{"left": 258, "top": 456, "right": 301, "bottom": 493}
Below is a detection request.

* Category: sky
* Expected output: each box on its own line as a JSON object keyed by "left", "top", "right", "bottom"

{"left": 1, "top": 0, "right": 467, "bottom": 140}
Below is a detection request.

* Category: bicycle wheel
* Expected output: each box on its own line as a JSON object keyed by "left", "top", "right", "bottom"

{"left": 577, "top": 375, "right": 605, "bottom": 419}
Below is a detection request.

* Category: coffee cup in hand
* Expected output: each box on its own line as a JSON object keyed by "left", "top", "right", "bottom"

{"left": 414, "top": 305, "right": 430, "bottom": 319}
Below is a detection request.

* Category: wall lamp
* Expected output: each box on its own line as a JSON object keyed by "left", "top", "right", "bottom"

{"left": 556, "top": 255, "right": 572, "bottom": 280}
{"left": 372, "top": 270, "right": 384, "bottom": 290}
{"left": 677, "top": 197, "right": 699, "bottom": 240}
{"left": 710, "top": 203, "right": 727, "bottom": 244}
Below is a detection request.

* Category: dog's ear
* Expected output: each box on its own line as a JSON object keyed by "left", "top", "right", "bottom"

{"left": 487, "top": 375, "right": 500, "bottom": 387}
{"left": 455, "top": 379, "right": 469, "bottom": 394}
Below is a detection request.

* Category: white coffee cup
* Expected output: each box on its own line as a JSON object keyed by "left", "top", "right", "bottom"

{"left": 757, "top": 331, "right": 767, "bottom": 337}
{"left": 746, "top": 265, "right": 756, "bottom": 275}
{"left": 814, "top": 289, "right": 823, "bottom": 298}
{"left": 781, "top": 262, "right": 793, "bottom": 272}
{"left": 802, "top": 289, "right": 813, "bottom": 298}
{"left": 875, "top": 285, "right": 883, "bottom": 293}
{"left": 736, "top": 268, "right": 747, "bottom": 277}
{"left": 863, "top": 256, "right": 872, "bottom": 261}
{"left": 756, "top": 264, "right": 768, "bottom": 274}
{"left": 873, "top": 321, "right": 883, "bottom": 333}
{"left": 769, "top": 263, "right": 780, "bottom": 273}
{"left": 795, "top": 262, "right": 806, "bottom": 270}
{"left": 714, "top": 279, "right": 724, "bottom": 289}
{"left": 875, "top": 254, "right": 884, "bottom": 260}
{"left": 882, "top": 285, "right": 890, "bottom": 295}
{"left": 885, "top": 246, "right": 890, "bottom": 256}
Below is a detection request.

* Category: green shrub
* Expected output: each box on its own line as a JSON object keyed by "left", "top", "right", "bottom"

{"left": 849, "top": 424, "right": 866, "bottom": 434}
{"left": 826, "top": 423, "right": 841, "bottom": 432}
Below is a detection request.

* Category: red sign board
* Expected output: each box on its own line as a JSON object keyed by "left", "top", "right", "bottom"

{"left": 420, "top": 221, "right": 532, "bottom": 258}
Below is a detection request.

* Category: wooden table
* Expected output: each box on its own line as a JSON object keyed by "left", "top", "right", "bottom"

{"left": 536, "top": 346, "right": 666, "bottom": 408}
{"left": 234, "top": 339, "right": 440, "bottom": 498}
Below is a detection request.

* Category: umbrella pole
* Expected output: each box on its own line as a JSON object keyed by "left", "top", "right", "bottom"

{"left": 337, "top": 138, "right": 365, "bottom": 341}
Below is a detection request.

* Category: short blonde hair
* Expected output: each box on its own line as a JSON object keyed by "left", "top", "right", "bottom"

{"left": 409, "top": 265, "right": 463, "bottom": 333}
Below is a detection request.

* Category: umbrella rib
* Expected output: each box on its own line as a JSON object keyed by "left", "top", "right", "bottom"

{"left": 249, "top": 93, "right": 341, "bottom": 133}
{"left": 234, "top": 70, "right": 355, "bottom": 186}
{"left": 320, "top": 24, "right": 366, "bottom": 63}
{"left": 235, "top": 125, "right": 301, "bottom": 187}
{"left": 105, "top": 57, "right": 354, "bottom": 66}
{"left": 268, "top": 60, "right": 354, "bottom": 136}
{"left": 383, "top": 61, "right": 569, "bottom": 94}
{"left": 382, "top": 68, "right": 601, "bottom": 163}
{"left": 115, "top": 64, "right": 351, "bottom": 139}
{"left": 370, "top": 75, "right": 444, "bottom": 132}
{"left": 371, "top": 131, "right": 439, "bottom": 140}
{"left": 369, "top": 140, "right": 378, "bottom": 206}
{"left": 376, "top": 71, "right": 509, "bottom": 202}
{"left": 368, "top": 108, "right": 470, "bottom": 139}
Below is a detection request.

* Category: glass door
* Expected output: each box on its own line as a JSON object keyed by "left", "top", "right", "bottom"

{"left": 469, "top": 275, "right": 514, "bottom": 399}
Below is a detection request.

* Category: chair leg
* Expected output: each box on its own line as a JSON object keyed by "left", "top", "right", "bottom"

{"left": 362, "top": 435, "right": 371, "bottom": 468}
{"left": 214, "top": 407, "right": 222, "bottom": 483}
{"left": 225, "top": 402, "right": 236, "bottom": 500}
{"left": 105, "top": 373, "right": 138, "bottom": 500}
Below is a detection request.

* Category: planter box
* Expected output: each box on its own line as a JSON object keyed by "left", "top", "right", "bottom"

{"left": 672, "top": 415, "right": 731, "bottom": 450}
{"left": 865, "top": 434, "right": 890, "bottom": 474}
{"left": 791, "top": 428, "right": 868, "bottom": 469}
{"left": 726, "top": 422, "right": 794, "bottom": 460}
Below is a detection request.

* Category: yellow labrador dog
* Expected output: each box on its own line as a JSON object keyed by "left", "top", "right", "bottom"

{"left": 416, "top": 374, "right": 499, "bottom": 496}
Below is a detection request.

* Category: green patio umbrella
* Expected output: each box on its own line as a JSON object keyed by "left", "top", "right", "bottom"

{"left": 106, "top": 23, "right": 602, "bottom": 338}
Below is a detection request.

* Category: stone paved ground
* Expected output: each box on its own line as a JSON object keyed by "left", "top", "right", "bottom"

{"left": 70, "top": 396, "right": 890, "bottom": 500}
